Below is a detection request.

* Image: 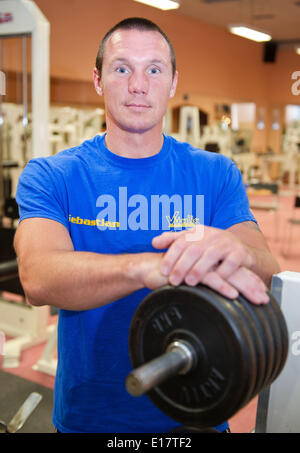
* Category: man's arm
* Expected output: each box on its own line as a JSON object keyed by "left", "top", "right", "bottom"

{"left": 227, "top": 221, "right": 280, "bottom": 288}
{"left": 152, "top": 222, "right": 278, "bottom": 305}
{"left": 15, "top": 218, "right": 277, "bottom": 310}
{"left": 14, "top": 218, "right": 168, "bottom": 310}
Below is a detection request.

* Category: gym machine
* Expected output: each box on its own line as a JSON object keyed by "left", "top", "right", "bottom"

{"left": 166, "top": 105, "right": 202, "bottom": 148}
{"left": 0, "top": 230, "right": 56, "bottom": 370}
{"left": 255, "top": 271, "right": 300, "bottom": 433}
{"left": 0, "top": 391, "right": 42, "bottom": 433}
{"left": 0, "top": 0, "right": 54, "bottom": 369}
{"left": 165, "top": 105, "right": 232, "bottom": 158}
{"left": 0, "top": 0, "right": 49, "bottom": 219}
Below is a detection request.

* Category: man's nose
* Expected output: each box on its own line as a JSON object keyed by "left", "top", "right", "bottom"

{"left": 128, "top": 70, "right": 149, "bottom": 95}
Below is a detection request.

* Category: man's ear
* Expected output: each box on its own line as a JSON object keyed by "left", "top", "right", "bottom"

{"left": 93, "top": 67, "right": 103, "bottom": 96}
{"left": 169, "top": 70, "right": 178, "bottom": 99}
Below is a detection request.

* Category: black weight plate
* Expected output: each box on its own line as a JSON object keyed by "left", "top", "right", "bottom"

{"left": 237, "top": 294, "right": 275, "bottom": 391}
{"left": 233, "top": 295, "right": 270, "bottom": 401}
{"left": 161, "top": 296, "right": 258, "bottom": 425}
{"left": 216, "top": 296, "right": 258, "bottom": 413}
{"left": 266, "top": 293, "right": 289, "bottom": 381}
{"left": 229, "top": 298, "right": 264, "bottom": 404}
{"left": 260, "top": 295, "right": 283, "bottom": 385}
{"left": 236, "top": 300, "right": 267, "bottom": 400}
{"left": 168, "top": 426, "right": 219, "bottom": 433}
{"left": 129, "top": 284, "right": 257, "bottom": 428}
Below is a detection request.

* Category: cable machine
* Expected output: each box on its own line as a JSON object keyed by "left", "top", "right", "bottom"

{"left": 0, "top": 0, "right": 53, "bottom": 370}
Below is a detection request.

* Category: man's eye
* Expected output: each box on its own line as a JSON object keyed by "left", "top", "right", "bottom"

{"left": 149, "top": 67, "right": 160, "bottom": 74}
{"left": 116, "top": 67, "right": 129, "bottom": 74}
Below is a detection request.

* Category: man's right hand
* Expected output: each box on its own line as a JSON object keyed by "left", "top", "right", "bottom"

{"left": 138, "top": 252, "right": 169, "bottom": 290}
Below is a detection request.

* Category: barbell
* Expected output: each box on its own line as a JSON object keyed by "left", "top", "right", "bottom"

{"left": 0, "top": 259, "right": 18, "bottom": 282}
{"left": 126, "top": 284, "right": 288, "bottom": 429}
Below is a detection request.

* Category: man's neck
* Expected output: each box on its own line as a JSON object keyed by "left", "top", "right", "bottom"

{"left": 104, "top": 122, "right": 164, "bottom": 159}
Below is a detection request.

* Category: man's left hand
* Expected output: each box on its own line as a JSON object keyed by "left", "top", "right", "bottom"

{"left": 152, "top": 226, "right": 269, "bottom": 305}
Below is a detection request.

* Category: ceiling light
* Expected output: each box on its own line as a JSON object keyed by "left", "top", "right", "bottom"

{"left": 133, "top": 0, "right": 180, "bottom": 10}
{"left": 296, "top": 47, "right": 300, "bottom": 55}
{"left": 229, "top": 25, "right": 272, "bottom": 42}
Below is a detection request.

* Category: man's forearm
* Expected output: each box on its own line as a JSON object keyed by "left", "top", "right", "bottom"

{"left": 20, "top": 250, "right": 148, "bottom": 310}
{"left": 227, "top": 221, "right": 281, "bottom": 289}
{"left": 246, "top": 245, "right": 281, "bottom": 289}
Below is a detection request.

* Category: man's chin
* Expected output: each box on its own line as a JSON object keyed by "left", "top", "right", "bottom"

{"left": 119, "top": 121, "right": 157, "bottom": 134}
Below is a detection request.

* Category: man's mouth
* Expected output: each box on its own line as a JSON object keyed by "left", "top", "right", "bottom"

{"left": 125, "top": 103, "right": 151, "bottom": 110}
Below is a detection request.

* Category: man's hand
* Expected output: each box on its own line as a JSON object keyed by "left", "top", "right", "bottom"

{"left": 138, "top": 252, "right": 169, "bottom": 290}
{"left": 151, "top": 226, "right": 269, "bottom": 305}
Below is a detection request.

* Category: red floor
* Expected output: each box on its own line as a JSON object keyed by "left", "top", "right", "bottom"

{"left": 1, "top": 188, "right": 299, "bottom": 433}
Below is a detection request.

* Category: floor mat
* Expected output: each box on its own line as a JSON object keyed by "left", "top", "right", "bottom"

{"left": 0, "top": 370, "right": 54, "bottom": 433}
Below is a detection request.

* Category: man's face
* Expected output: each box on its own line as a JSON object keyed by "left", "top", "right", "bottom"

{"left": 94, "top": 29, "right": 178, "bottom": 134}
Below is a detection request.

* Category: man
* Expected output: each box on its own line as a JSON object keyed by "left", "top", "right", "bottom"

{"left": 14, "top": 17, "right": 280, "bottom": 433}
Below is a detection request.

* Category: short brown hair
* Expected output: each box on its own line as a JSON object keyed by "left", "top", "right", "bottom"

{"left": 95, "top": 17, "right": 176, "bottom": 78}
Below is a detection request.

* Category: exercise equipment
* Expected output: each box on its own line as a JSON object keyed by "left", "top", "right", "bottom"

{"left": 178, "top": 106, "right": 201, "bottom": 148}
{"left": 0, "top": 0, "right": 50, "bottom": 221}
{"left": 49, "top": 105, "right": 105, "bottom": 155}
{"left": 126, "top": 284, "right": 288, "bottom": 430}
{"left": 0, "top": 228, "right": 55, "bottom": 368}
{"left": 0, "top": 391, "right": 42, "bottom": 433}
{"left": 32, "top": 322, "right": 57, "bottom": 377}
{"left": 0, "top": 0, "right": 50, "bottom": 159}
{"left": 0, "top": 71, "right": 5, "bottom": 220}
{"left": 256, "top": 271, "right": 300, "bottom": 433}
{"left": 0, "top": 2, "right": 55, "bottom": 369}
{"left": 0, "top": 258, "right": 18, "bottom": 281}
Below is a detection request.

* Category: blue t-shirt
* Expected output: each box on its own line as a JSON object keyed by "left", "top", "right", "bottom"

{"left": 16, "top": 134, "right": 256, "bottom": 433}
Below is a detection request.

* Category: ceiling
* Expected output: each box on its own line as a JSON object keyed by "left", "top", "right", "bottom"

{"left": 173, "top": 0, "right": 300, "bottom": 43}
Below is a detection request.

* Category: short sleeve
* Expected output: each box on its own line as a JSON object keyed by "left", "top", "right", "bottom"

{"left": 16, "top": 158, "right": 69, "bottom": 231}
{"left": 211, "top": 160, "right": 257, "bottom": 230}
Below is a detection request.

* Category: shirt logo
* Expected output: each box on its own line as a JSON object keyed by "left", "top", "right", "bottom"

{"left": 166, "top": 211, "right": 200, "bottom": 228}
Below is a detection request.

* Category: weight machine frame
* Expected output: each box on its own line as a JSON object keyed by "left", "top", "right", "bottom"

{"left": 0, "top": 0, "right": 50, "bottom": 159}
{"left": 255, "top": 271, "right": 300, "bottom": 433}
{"left": 0, "top": 1, "right": 55, "bottom": 373}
